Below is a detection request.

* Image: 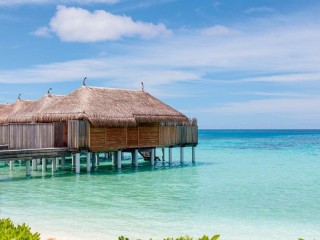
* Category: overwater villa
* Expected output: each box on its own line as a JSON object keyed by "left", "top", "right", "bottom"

{"left": 0, "top": 84, "right": 198, "bottom": 176}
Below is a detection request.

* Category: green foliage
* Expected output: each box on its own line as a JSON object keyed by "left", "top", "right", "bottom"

{"left": 0, "top": 218, "right": 40, "bottom": 240}
{"left": 119, "top": 235, "right": 220, "bottom": 240}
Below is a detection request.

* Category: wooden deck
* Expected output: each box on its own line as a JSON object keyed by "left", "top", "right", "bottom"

{"left": 0, "top": 147, "right": 69, "bottom": 161}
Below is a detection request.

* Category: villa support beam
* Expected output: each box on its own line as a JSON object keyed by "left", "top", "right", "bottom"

{"left": 52, "top": 158, "right": 56, "bottom": 174}
{"left": 75, "top": 153, "right": 80, "bottom": 174}
{"left": 180, "top": 147, "right": 184, "bottom": 164}
{"left": 116, "top": 151, "right": 122, "bottom": 169}
{"left": 61, "top": 157, "right": 65, "bottom": 170}
{"left": 10, "top": 160, "right": 14, "bottom": 170}
{"left": 192, "top": 146, "right": 196, "bottom": 163}
{"left": 26, "top": 160, "right": 30, "bottom": 177}
{"left": 32, "top": 159, "right": 37, "bottom": 171}
{"left": 132, "top": 149, "right": 138, "bottom": 167}
{"left": 169, "top": 147, "right": 172, "bottom": 165}
{"left": 86, "top": 152, "right": 91, "bottom": 173}
{"left": 42, "top": 158, "right": 46, "bottom": 176}
{"left": 150, "top": 148, "right": 155, "bottom": 165}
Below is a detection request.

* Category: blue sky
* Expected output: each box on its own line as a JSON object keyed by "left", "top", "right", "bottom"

{"left": 0, "top": 0, "right": 320, "bottom": 129}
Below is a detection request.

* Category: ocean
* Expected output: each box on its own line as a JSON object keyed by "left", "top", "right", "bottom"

{"left": 0, "top": 130, "right": 320, "bottom": 240}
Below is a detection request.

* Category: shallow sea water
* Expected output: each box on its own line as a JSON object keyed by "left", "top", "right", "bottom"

{"left": 1, "top": 130, "right": 320, "bottom": 240}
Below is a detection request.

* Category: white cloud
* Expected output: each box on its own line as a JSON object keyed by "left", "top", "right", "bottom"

{"left": 205, "top": 98, "right": 320, "bottom": 114}
{"left": 200, "top": 25, "right": 239, "bottom": 37}
{"left": 245, "top": 7, "right": 275, "bottom": 14}
{"left": 239, "top": 73, "right": 320, "bottom": 83}
{"left": 36, "top": 5, "right": 170, "bottom": 42}
{"left": 0, "top": 0, "right": 119, "bottom": 5}
{"left": 32, "top": 26, "right": 51, "bottom": 37}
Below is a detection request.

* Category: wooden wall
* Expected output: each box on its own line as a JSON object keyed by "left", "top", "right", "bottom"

{"left": 68, "top": 120, "right": 89, "bottom": 149}
{"left": 8, "top": 123, "right": 54, "bottom": 149}
{"left": 54, "top": 122, "right": 68, "bottom": 147}
{"left": 89, "top": 123, "right": 198, "bottom": 152}
{"left": 159, "top": 126, "right": 198, "bottom": 146}
{"left": 0, "top": 125, "right": 8, "bottom": 145}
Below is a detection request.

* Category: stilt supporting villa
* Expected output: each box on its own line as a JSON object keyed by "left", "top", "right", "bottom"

{"left": 0, "top": 85, "right": 198, "bottom": 177}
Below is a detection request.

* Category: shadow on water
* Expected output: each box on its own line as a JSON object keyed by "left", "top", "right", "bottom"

{"left": 0, "top": 159, "right": 214, "bottom": 182}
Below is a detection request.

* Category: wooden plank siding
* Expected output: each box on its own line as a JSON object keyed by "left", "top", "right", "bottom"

{"left": 68, "top": 120, "right": 89, "bottom": 150}
{"left": 0, "top": 125, "right": 8, "bottom": 145}
{"left": 8, "top": 123, "right": 54, "bottom": 149}
{"left": 54, "top": 122, "right": 68, "bottom": 147}
{"left": 89, "top": 122, "right": 198, "bottom": 152}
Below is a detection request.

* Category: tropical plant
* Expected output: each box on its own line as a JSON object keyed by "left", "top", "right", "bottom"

{"left": 0, "top": 218, "right": 40, "bottom": 240}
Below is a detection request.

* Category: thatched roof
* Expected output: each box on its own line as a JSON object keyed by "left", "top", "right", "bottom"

{"left": 34, "top": 86, "right": 190, "bottom": 127}
{"left": 7, "top": 94, "right": 64, "bottom": 123}
{"left": 0, "top": 100, "right": 36, "bottom": 124}
{"left": 0, "top": 104, "right": 8, "bottom": 112}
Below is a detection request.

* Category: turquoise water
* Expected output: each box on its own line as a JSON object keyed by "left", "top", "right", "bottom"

{"left": 1, "top": 130, "right": 320, "bottom": 240}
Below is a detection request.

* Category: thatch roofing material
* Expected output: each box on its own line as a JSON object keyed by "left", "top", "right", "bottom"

{"left": 0, "top": 104, "right": 8, "bottom": 112}
{"left": 35, "top": 86, "right": 190, "bottom": 127}
{"left": 7, "top": 94, "right": 64, "bottom": 123}
{"left": 0, "top": 100, "right": 36, "bottom": 124}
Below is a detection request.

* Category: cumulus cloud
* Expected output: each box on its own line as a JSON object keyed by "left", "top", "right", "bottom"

{"left": 34, "top": 5, "right": 170, "bottom": 42}
{"left": 0, "top": 0, "right": 119, "bottom": 5}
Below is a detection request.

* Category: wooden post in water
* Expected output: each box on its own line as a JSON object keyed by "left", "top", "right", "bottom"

{"left": 71, "top": 154, "right": 75, "bottom": 167}
{"left": 86, "top": 152, "right": 91, "bottom": 173}
{"left": 52, "top": 158, "right": 56, "bottom": 174}
{"left": 61, "top": 157, "right": 65, "bottom": 170}
{"left": 95, "top": 153, "right": 99, "bottom": 166}
{"left": 132, "top": 149, "right": 138, "bottom": 167}
{"left": 42, "top": 158, "right": 46, "bottom": 176}
{"left": 180, "top": 147, "right": 184, "bottom": 164}
{"left": 75, "top": 153, "right": 80, "bottom": 174}
{"left": 169, "top": 147, "right": 172, "bottom": 165}
{"left": 162, "top": 148, "right": 165, "bottom": 161}
{"left": 117, "top": 151, "right": 122, "bottom": 169}
{"left": 10, "top": 160, "right": 14, "bottom": 170}
{"left": 32, "top": 159, "right": 37, "bottom": 171}
{"left": 192, "top": 146, "right": 196, "bottom": 163}
{"left": 150, "top": 148, "right": 155, "bottom": 165}
{"left": 112, "top": 152, "right": 117, "bottom": 166}
{"left": 26, "top": 160, "right": 31, "bottom": 177}
{"left": 92, "top": 153, "right": 96, "bottom": 168}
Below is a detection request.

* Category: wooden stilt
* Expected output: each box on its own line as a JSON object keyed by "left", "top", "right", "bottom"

{"left": 95, "top": 153, "right": 99, "bottom": 166}
{"left": 131, "top": 149, "right": 138, "bottom": 167}
{"left": 52, "top": 158, "right": 56, "bottom": 174}
{"left": 169, "top": 147, "right": 172, "bottom": 165}
{"left": 112, "top": 152, "right": 117, "bottom": 166}
{"left": 26, "top": 160, "right": 31, "bottom": 177}
{"left": 150, "top": 148, "right": 155, "bottom": 165}
{"left": 92, "top": 153, "right": 96, "bottom": 168}
{"left": 75, "top": 153, "right": 80, "bottom": 174}
{"left": 117, "top": 151, "right": 121, "bottom": 169}
{"left": 10, "top": 160, "right": 14, "bottom": 170}
{"left": 192, "top": 146, "right": 196, "bottom": 163}
{"left": 180, "top": 147, "right": 184, "bottom": 164}
{"left": 162, "top": 148, "right": 165, "bottom": 161}
{"left": 86, "top": 152, "right": 91, "bottom": 173}
{"left": 61, "top": 157, "right": 65, "bottom": 170}
{"left": 42, "top": 158, "right": 46, "bottom": 176}
{"left": 32, "top": 159, "right": 37, "bottom": 171}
